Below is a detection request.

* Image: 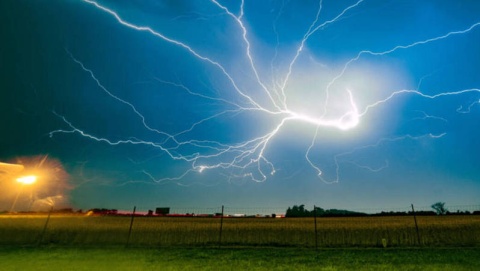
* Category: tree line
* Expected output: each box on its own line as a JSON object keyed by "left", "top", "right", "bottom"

{"left": 286, "top": 205, "right": 368, "bottom": 217}
{"left": 285, "top": 202, "right": 480, "bottom": 217}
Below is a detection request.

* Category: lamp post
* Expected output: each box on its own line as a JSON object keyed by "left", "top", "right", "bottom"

{"left": 10, "top": 175, "right": 37, "bottom": 213}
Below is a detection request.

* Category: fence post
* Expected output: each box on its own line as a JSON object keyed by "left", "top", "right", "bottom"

{"left": 126, "top": 206, "right": 136, "bottom": 247}
{"left": 314, "top": 205, "right": 318, "bottom": 250}
{"left": 411, "top": 204, "right": 421, "bottom": 245}
{"left": 38, "top": 206, "right": 53, "bottom": 246}
{"left": 218, "top": 205, "right": 224, "bottom": 247}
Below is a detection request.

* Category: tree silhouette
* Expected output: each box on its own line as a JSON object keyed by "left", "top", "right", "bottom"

{"left": 431, "top": 202, "right": 447, "bottom": 215}
{"left": 285, "top": 205, "right": 366, "bottom": 217}
{"left": 286, "top": 204, "right": 309, "bottom": 217}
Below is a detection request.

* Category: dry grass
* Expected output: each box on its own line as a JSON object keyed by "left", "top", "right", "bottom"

{"left": 0, "top": 214, "right": 479, "bottom": 247}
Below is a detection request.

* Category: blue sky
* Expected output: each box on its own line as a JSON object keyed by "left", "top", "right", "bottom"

{"left": 1, "top": 0, "right": 479, "bottom": 213}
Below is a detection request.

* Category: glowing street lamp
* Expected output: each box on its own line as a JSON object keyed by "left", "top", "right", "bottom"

{"left": 10, "top": 175, "right": 38, "bottom": 212}
{"left": 16, "top": 175, "right": 37, "bottom": 185}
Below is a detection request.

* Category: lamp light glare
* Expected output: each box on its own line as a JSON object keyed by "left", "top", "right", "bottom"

{"left": 16, "top": 175, "right": 37, "bottom": 185}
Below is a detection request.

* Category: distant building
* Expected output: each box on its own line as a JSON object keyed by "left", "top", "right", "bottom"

{"left": 155, "top": 207, "right": 170, "bottom": 215}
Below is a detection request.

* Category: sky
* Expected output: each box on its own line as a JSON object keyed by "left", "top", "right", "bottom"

{"left": 1, "top": 0, "right": 479, "bottom": 213}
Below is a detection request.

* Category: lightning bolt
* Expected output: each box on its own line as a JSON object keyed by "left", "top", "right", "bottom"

{"left": 457, "top": 99, "right": 480, "bottom": 113}
{"left": 324, "top": 133, "right": 446, "bottom": 184}
{"left": 51, "top": 0, "right": 480, "bottom": 185}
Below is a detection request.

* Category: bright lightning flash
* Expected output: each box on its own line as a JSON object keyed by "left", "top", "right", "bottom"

{"left": 50, "top": 0, "right": 480, "bottom": 185}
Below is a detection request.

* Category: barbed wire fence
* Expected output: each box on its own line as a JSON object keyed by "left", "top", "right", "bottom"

{"left": 0, "top": 204, "right": 479, "bottom": 248}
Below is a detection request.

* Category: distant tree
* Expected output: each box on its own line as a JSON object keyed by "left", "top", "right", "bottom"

{"left": 298, "top": 204, "right": 305, "bottom": 215}
{"left": 286, "top": 207, "right": 292, "bottom": 217}
{"left": 313, "top": 206, "right": 325, "bottom": 216}
{"left": 285, "top": 205, "right": 367, "bottom": 217}
{"left": 431, "top": 202, "right": 448, "bottom": 215}
{"left": 290, "top": 205, "right": 303, "bottom": 217}
{"left": 286, "top": 204, "right": 309, "bottom": 217}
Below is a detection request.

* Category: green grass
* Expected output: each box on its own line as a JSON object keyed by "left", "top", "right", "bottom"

{"left": 2, "top": 215, "right": 478, "bottom": 270}
{"left": 0, "top": 246, "right": 479, "bottom": 270}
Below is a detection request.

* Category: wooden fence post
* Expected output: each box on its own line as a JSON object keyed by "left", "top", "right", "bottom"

{"left": 218, "top": 205, "right": 224, "bottom": 247}
{"left": 126, "top": 206, "right": 136, "bottom": 247}
{"left": 38, "top": 206, "right": 53, "bottom": 246}
{"left": 314, "top": 205, "right": 318, "bottom": 250}
{"left": 411, "top": 204, "right": 421, "bottom": 245}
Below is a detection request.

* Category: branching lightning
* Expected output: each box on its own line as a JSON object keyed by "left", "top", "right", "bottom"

{"left": 51, "top": 0, "right": 480, "bottom": 185}
{"left": 457, "top": 99, "right": 480, "bottom": 114}
{"left": 325, "top": 133, "right": 446, "bottom": 184}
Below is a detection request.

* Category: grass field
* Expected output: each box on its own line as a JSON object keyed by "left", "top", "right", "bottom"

{"left": 1, "top": 214, "right": 479, "bottom": 247}
{"left": 1, "top": 215, "right": 479, "bottom": 270}
{"left": 1, "top": 246, "right": 479, "bottom": 271}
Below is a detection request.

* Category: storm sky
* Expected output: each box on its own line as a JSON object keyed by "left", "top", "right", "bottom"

{"left": 1, "top": 0, "right": 479, "bottom": 212}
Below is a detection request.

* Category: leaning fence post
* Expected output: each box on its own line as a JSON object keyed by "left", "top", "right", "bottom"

{"left": 411, "top": 204, "right": 421, "bottom": 245}
{"left": 218, "top": 205, "right": 224, "bottom": 247}
{"left": 38, "top": 206, "right": 53, "bottom": 246}
{"left": 126, "top": 206, "right": 136, "bottom": 247}
{"left": 314, "top": 205, "right": 318, "bottom": 250}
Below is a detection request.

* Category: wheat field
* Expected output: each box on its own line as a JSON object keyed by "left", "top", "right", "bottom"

{"left": 0, "top": 214, "right": 479, "bottom": 247}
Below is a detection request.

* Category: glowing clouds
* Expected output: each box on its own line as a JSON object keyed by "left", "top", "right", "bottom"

{"left": 284, "top": 52, "right": 412, "bottom": 135}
